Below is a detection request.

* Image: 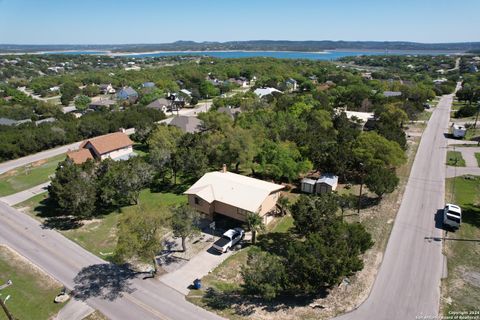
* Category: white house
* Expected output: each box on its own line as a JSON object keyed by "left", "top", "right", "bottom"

{"left": 254, "top": 87, "right": 282, "bottom": 98}
{"left": 99, "top": 84, "right": 116, "bottom": 94}
{"left": 67, "top": 132, "right": 135, "bottom": 164}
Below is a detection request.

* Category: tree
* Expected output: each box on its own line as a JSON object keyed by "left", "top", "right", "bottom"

{"left": 114, "top": 206, "right": 165, "bottom": 272}
{"left": 245, "top": 212, "right": 265, "bottom": 244}
{"left": 277, "top": 195, "right": 290, "bottom": 216}
{"left": 171, "top": 204, "right": 201, "bottom": 252}
{"left": 353, "top": 131, "right": 406, "bottom": 169}
{"left": 176, "top": 133, "right": 209, "bottom": 180}
{"left": 285, "top": 227, "right": 372, "bottom": 294}
{"left": 60, "top": 82, "right": 80, "bottom": 106}
{"left": 48, "top": 159, "right": 97, "bottom": 218}
{"left": 257, "top": 140, "right": 312, "bottom": 182}
{"left": 74, "top": 95, "right": 91, "bottom": 111}
{"left": 365, "top": 165, "right": 399, "bottom": 198}
{"left": 374, "top": 104, "right": 408, "bottom": 149}
{"left": 82, "top": 84, "right": 100, "bottom": 97}
{"left": 291, "top": 194, "right": 339, "bottom": 236}
{"left": 220, "top": 127, "right": 258, "bottom": 172}
{"left": 98, "top": 158, "right": 153, "bottom": 208}
{"left": 241, "top": 249, "right": 286, "bottom": 300}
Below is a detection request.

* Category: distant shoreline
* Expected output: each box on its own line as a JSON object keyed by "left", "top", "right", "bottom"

{"left": 1, "top": 48, "right": 464, "bottom": 56}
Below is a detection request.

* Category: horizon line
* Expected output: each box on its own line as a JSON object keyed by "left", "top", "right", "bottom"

{"left": 1, "top": 39, "right": 480, "bottom": 46}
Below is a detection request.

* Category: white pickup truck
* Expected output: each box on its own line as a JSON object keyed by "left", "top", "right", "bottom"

{"left": 212, "top": 228, "right": 244, "bottom": 253}
{"left": 443, "top": 203, "right": 462, "bottom": 229}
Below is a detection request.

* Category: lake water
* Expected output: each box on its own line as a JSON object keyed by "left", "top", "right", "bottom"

{"left": 43, "top": 50, "right": 459, "bottom": 60}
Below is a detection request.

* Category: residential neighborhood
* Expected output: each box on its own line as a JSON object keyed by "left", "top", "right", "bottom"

{"left": 1, "top": 2, "right": 480, "bottom": 320}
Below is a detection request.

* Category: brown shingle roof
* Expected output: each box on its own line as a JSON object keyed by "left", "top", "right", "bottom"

{"left": 67, "top": 148, "right": 94, "bottom": 164}
{"left": 80, "top": 132, "right": 133, "bottom": 155}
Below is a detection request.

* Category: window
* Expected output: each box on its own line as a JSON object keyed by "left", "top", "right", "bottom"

{"left": 194, "top": 197, "right": 200, "bottom": 205}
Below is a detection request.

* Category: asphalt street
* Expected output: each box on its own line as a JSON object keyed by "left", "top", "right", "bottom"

{"left": 337, "top": 88, "right": 458, "bottom": 320}
{"left": 0, "top": 201, "right": 224, "bottom": 320}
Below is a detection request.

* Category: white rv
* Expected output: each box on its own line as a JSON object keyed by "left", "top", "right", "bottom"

{"left": 452, "top": 124, "right": 466, "bottom": 139}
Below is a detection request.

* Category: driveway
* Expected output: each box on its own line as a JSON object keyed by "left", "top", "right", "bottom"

{"left": 446, "top": 146, "right": 480, "bottom": 178}
{"left": 160, "top": 237, "right": 235, "bottom": 295}
{"left": 55, "top": 299, "right": 94, "bottom": 320}
{"left": 449, "top": 146, "right": 480, "bottom": 167}
{"left": 0, "top": 182, "right": 50, "bottom": 206}
{"left": 446, "top": 166, "right": 480, "bottom": 178}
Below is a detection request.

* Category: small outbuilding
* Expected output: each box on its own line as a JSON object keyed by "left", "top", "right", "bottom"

{"left": 316, "top": 174, "right": 339, "bottom": 194}
{"left": 300, "top": 174, "right": 339, "bottom": 195}
{"left": 300, "top": 178, "right": 317, "bottom": 194}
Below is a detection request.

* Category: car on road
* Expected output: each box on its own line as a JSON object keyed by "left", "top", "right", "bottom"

{"left": 212, "top": 228, "right": 244, "bottom": 253}
{"left": 443, "top": 203, "right": 462, "bottom": 229}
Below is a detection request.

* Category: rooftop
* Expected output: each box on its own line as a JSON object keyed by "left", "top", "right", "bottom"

{"left": 254, "top": 87, "right": 282, "bottom": 98}
{"left": 169, "top": 115, "right": 202, "bottom": 133}
{"left": 184, "top": 171, "right": 284, "bottom": 213}
{"left": 81, "top": 131, "right": 133, "bottom": 155}
{"left": 67, "top": 148, "right": 94, "bottom": 164}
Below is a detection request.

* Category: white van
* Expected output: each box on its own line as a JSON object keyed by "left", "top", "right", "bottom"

{"left": 443, "top": 203, "right": 462, "bottom": 229}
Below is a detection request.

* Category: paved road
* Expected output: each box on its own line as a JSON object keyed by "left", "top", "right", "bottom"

{"left": 337, "top": 89, "right": 458, "bottom": 320}
{"left": 0, "top": 201, "right": 224, "bottom": 320}
{"left": 0, "top": 142, "right": 82, "bottom": 175}
{"left": 0, "top": 100, "right": 212, "bottom": 175}
{"left": 0, "top": 182, "right": 50, "bottom": 206}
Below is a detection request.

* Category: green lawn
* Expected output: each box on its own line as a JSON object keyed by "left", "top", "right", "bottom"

{"left": 0, "top": 245, "right": 65, "bottom": 320}
{"left": 0, "top": 154, "right": 64, "bottom": 197}
{"left": 451, "top": 101, "right": 466, "bottom": 111}
{"left": 269, "top": 215, "right": 294, "bottom": 233}
{"left": 416, "top": 111, "right": 432, "bottom": 121}
{"left": 465, "top": 127, "right": 480, "bottom": 141}
{"left": 133, "top": 143, "right": 149, "bottom": 157}
{"left": 446, "top": 151, "right": 466, "bottom": 167}
{"left": 14, "top": 188, "right": 187, "bottom": 260}
{"left": 443, "top": 176, "right": 480, "bottom": 314}
{"left": 475, "top": 153, "right": 480, "bottom": 167}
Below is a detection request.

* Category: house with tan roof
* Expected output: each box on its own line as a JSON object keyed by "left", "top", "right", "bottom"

{"left": 67, "top": 131, "right": 134, "bottom": 164}
{"left": 184, "top": 167, "right": 284, "bottom": 223}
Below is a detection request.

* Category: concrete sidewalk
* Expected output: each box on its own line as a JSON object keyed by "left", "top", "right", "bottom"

{"left": 0, "top": 182, "right": 50, "bottom": 206}
{"left": 55, "top": 298, "right": 94, "bottom": 320}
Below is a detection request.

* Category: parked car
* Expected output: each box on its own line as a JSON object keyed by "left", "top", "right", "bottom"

{"left": 212, "top": 228, "right": 244, "bottom": 253}
{"left": 443, "top": 203, "right": 462, "bottom": 229}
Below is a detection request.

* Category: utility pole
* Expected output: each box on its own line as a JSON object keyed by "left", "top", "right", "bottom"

{"left": 474, "top": 102, "right": 480, "bottom": 129}
{"left": 0, "top": 296, "right": 14, "bottom": 320}
{"left": 0, "top": 280, "right": 14, "bottom": 320}
{"left": 357, "top": 162, "right": 364, "bottom": 215}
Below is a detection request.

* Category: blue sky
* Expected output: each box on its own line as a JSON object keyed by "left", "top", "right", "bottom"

{"left": 0, "top": 0, "right": 479, "bottom": 44}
